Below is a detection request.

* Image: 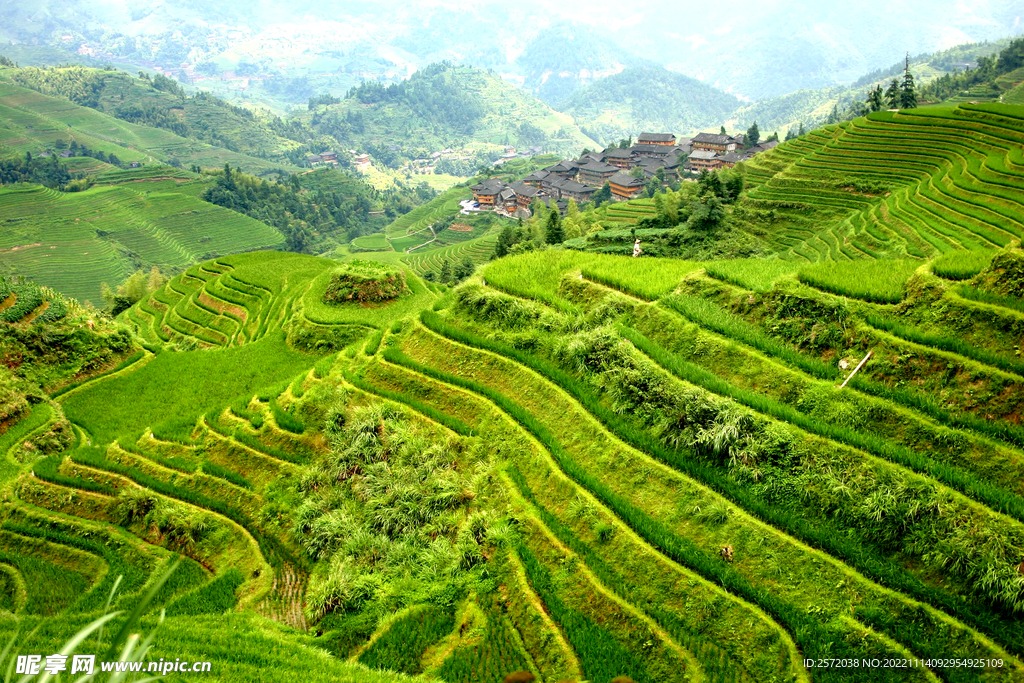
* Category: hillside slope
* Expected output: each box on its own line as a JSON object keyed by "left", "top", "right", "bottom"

{"left": 6, "top": 248, "right": 1024, "bottom": 682}
{"left": 734, "top": 102, "right": 1024, "bottom": 261}
{"left": 0, "top": 69, "right": 298, "bottom": 174}
{"left": 0, "top": 179, "right": 284, "bottom": 304}
{"left": 562, "top": 66, "right": 741, "bottom": 145}
{"left": 5, "top": 64, "right": 307, "bottom": 165}
{"left": 298, "top": 63, "right": 598, "bottom": 160}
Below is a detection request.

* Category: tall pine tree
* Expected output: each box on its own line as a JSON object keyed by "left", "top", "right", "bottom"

{"left": 884, "top": 79, "right": 900, "bottom": 109}
{"left": 900, "top": 54, "right": 918, "bottom": 109}
{"left": 868, "top": 84, "right": 885, "bottom": 111}
{"left": 745, "top": 121, "right": 760, "bottom": 146}
{"left": 545, "top": 210, "right": 564, "bottom": 244}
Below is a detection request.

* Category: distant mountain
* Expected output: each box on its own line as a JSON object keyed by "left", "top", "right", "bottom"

{"left": 729, "top": 39, "right": 1020, "bottom": 134}
{"left": 515, "top": 24, "right": 648, "bottom": 107}
{"left": 2, "top": 0, "right": 1022, "bottom": 116}
{"left": 561, "top": 67, "right": 740, "bottom": 145}
{"left": 297, "top": 62, "right": 598, "bottom": 163}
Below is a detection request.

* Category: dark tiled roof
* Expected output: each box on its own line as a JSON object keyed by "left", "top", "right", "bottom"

{"left": 548, "top": 159, "right": 580, "bottom": 172}
{"left": 472, "top": 178, "right": 506, "bottom": 195}
{"left": 630, "top": 144, "right": 669, "bottom": 155}
{"left": 555, "top": 179, "right": 596, "bottom": 194}
{"left": 578, "top": 161, "right": 617, "bottom": 174}
{"left": 509, "top": 181, "right": 539, "bottom": 197}
{"left": 609, "top": 172, "right": 645, "bottom": 188}
{"left": 604, "top": 148, "right": 634, "bottom": 158}
{"left": 689, "top": 149, "right": 719, "bottom": 160}
{"left": 524, "top": 169, "right": 550, "bottom": 181}
{"left": 638, "top": 132, "right": 676, "bottom": 143}
{"left": 692, "top": 133, "right": 731, "bottom": 145}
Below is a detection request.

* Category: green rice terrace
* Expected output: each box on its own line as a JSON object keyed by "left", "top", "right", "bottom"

{"left": 735, "top": 102, "right": 1024, "bottom": 262}
{"left": 0, "top": 181, "right": 284, "bottom": 305}
{"left": 2, "top": 233, "right": 1024, "bottom": 682}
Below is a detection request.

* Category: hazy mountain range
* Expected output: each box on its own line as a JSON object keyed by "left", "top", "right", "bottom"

{"left": 0, "top": 0, "right": 1021, "bottom": 145}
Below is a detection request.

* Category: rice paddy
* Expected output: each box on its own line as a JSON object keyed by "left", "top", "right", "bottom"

{"left": 739, "top": 104, "right": 1024, "bottom": 264}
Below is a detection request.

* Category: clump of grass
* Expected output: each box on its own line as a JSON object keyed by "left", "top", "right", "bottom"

{"left": 798, "top": 259, "right": 920, "bottom": 304}
{"left": 957, "top": 284, "right": 1024, "bottom": 314}
{"left": 364, "top": 329, "right": 384, "bottom": 356}
{"left": 704, "top": 259, "right": 802, "bottom": 292}
{"left": 165, "top": 568, "right": 244, "bottom": 616}
{"left": 151, "top": 415, "right": 197, "bottom": 445}
{"left": 200, "top": 460, "right": 253, "bottom": 489}
{"left": 270, "top": 398, "right": 305, "bottom": 434}
{"left": 932, "top": 250, "right": 995, "bottom": 280}
{"left": 580, "top": 256, "right": 701, "bottom": 300}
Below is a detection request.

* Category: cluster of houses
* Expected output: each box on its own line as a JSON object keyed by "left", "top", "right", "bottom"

{"left": 306, "top": 150, "right": 340, "bottom": 167}
{"left": 470, "top": 132, "right": 779, "bottom": 215}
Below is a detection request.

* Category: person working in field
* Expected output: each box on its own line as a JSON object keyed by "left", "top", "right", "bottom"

{"left": 633, "top": 238, "right": 642, "bottom": 258}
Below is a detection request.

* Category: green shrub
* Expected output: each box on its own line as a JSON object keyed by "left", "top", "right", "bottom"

{"left": 323, "top": 261, "right": 408, "bottom": 304}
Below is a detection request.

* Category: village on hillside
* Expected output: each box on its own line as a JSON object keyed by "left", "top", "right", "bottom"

{"left": 470, "top": 131, "right": 779, "bottom": 216}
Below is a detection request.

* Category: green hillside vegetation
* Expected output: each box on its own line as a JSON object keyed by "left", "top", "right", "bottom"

{"left": 0, "top": 181, "right": 284, "bottom": 304}
{"left": 299, "top": 63, "right": 598, "bottom": 164}
{"left": 6, "top": 65, "right": 307, "bottom": 164}
{"left": 730, "top": 38, "right": 1020, "bottom": 134}
{"left": 564, "top": 67, "right": 741, "bottom": 145}
{"left": 731, "top": 102, "right": 1024, "bottom": 261}
{"left": 920, "top": 38, "right": 1024, "bottom": 104}
{"left": 2, "top": 241, "right": 1024, "bottom": 681}
{"left": 0, "top": 69, "right": 297, "bottom": 174}
{"left": 515, "top": 24, "right": 647, "bottom": 106}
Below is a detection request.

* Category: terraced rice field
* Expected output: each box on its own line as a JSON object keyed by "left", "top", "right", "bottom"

{"left": 337, "top": 250, "right": 1024, "bottom": 682}
{"left": 351, "top": 232, "right": 393, "bottom": 252}
{"left": 383, "top": 186, "right": 470, "bottom": 238}
{"left": 0, "top": 75, "right": 298, "bottom": 173}
{"left": 598, "top": 198, "right": 658, "bottom": 225}
{"left": 123, "top": 251, "right": 394, "bottom": 348}
{"left": 739, "top": 103, "right": 1024, "bottom": 262}
{"left": 403, "top": 228, "right": 502, "bottom": 275}
{"left": 0, "top": 183, "right": 284, "bottom": 303}
{"left": 10, "top": 246, "right": 1024, "bottom": 682}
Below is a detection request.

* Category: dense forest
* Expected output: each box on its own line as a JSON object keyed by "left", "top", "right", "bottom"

{"left": 201, "top": 165, "right": 437, "bottom": 252}
{"left": 0, "top": 153, "right": 70, "bottom": 188}
{"left": 920, "top": 37, "right": 1024, "bottom": 100}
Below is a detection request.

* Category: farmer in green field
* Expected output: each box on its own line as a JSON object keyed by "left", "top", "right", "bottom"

{"left": 633, "top": 238, "right": 642, "bottom": 258}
